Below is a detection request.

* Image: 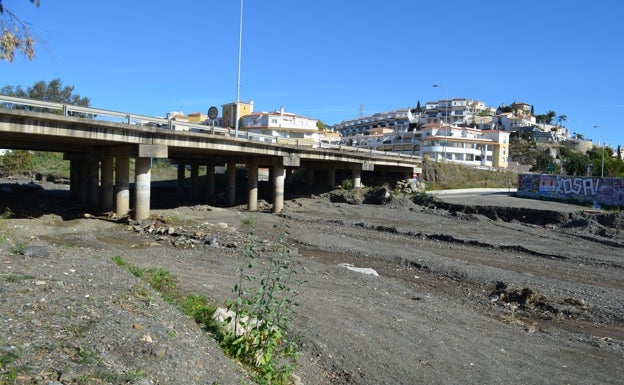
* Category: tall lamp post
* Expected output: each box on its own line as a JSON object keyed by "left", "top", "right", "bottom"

{"left": 433, "top": 84, "right": 449, "bottom": 162}
{"left": 594, "top": 125, "right": 604, "bottom": 178}
{"left": 234, "top": 0, "right": 243, "bottom": 138}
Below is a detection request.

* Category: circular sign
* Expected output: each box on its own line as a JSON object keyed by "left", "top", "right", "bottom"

{"left": 208, "top": 106, "right": 218, "bottom": 120}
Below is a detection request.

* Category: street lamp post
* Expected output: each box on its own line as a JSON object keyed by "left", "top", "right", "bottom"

{"left": 234, "top": 0, "right": 243, "bottom": 138}
{"left": 594, "top": 125, "right": 604, "bottom": 178}
{"left": 433, "top": 84, "right": 449, "bottom": 162}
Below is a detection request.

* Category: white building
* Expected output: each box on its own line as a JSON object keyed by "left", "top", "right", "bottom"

{"left": 423, "top": 98, "right": 495, "bottom": 126}
{"left": 240, "top": 107, "right": 319, "bottom": 143}
{"left": 348, "top": 123, "right": 510, "bottom": 169}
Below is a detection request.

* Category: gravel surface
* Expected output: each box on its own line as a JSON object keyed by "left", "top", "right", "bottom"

{"left": 1, "top": 181, "right": 623, "bottom": 384}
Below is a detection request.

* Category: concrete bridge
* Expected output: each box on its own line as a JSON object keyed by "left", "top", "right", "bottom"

{"left": 0, "top": 96, "right": 422, "bottom": 219}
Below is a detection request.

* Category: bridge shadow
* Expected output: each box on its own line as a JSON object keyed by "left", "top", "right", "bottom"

{"left": 0, "top": 179, "right": 337, "bottom": 220}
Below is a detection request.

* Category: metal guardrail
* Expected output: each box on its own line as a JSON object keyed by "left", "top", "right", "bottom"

{"left": 0, "top": 95, "right": 421, "bottom": 162}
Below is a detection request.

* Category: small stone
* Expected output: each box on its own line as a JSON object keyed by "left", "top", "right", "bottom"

{"left": 141, "top": 334, "right": 153, "bottom": 343}
{"left": 151, "top": 345, "right": 166, "bottom": 358}
{"left": 133, "top": 323, "right": 144, "bottom": 330}
{"left": 22, "top": 245, "right": 49, "bottom": 258}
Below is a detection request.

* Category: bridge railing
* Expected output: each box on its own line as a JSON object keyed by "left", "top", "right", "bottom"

{"left": 0, "top": 95, "right": 421, "bottom": 162}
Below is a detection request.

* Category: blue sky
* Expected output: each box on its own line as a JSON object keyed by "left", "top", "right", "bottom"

{"left": 2, "top": 0, "right": 623, "bottom": 148}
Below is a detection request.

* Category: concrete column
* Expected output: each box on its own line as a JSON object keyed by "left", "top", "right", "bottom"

{"left": 115, "top": 155, "right": 130, "bottom": 217}
{"left": 247, "top": 158, "right": 259, "bottom": 211}
{"left": 134, "top": 157, "right": 151, "bottom": 221}
{"left": 101, "top": 156, "right": 114, "bottom": 211}
{"left": 176, "top": 162, "right": 186, "bottom": 196}
{"left": 352, "top": 166, "right": 362, "bottom": 189}
{"left": 190, "top": 163, "right": 199, "bottom": 199}
{"left": 226, "top": 160, "right": 237, "bottom": 206}
{"left": 87, "top": 160, "right": 100, "bottom": 208}
{"left": 326, "top": 167, "right": 336, "bottom": 188}
{"left": 272, "top": 163, "right": 285, "bottom": 213}
{"left": 206, "top": 161, "right": 215, "bottom": 199}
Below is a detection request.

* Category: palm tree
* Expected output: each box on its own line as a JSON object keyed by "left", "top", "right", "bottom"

{"left": 557, "top": 114, "right": 567, "bottom": 127}
{"left": 545, "top": 110, "right": 556, "bottom": 125}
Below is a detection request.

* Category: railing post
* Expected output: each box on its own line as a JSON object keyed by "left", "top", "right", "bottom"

{"left": 126, "top": 114, "right": 131, "bottom": 124}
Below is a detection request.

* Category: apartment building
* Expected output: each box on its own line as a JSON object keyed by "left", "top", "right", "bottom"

{"left": 423, "top": 98, "right": 495, "bottom": 126}
{"left": 358, "top": 123, "right": 510, "bottom": 169}
{"left": 332, "top": 108, "right": 411, "bottom": 136}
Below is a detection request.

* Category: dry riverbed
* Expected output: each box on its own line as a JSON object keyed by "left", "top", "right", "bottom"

{"left": 1, "top": 180, "right": 623, "bottom": 384}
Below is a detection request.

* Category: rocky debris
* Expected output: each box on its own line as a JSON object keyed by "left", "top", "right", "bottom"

{"left": 326, "top": 189, "right": 364, "bottom": 205}
{"left": 126, "top": 217, "right": 241, "bottom": 249}
{"left": 363, "top": 186, "right": 393, "bottom": 205}
{"left": 394, "top": 178, "right": 425, "bottom": 194}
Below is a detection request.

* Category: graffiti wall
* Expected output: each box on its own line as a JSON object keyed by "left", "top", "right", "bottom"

{"left": 517, "top": 174, "right": 624, "bottom": 208}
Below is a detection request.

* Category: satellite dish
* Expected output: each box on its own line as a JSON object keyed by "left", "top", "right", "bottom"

{"left": 208, "top": 106, "right": 218, "bottom": 120}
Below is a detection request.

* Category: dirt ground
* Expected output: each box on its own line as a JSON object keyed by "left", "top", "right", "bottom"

{"left": 1, "top": 180, "right": 623, "bottom": 385}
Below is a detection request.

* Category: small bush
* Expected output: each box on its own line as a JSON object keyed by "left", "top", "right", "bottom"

{"left": 340, "top": 178, "right": 354, "bottom": 190}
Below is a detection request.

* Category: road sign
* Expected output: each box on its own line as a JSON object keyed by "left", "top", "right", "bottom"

{"left": 208, "top": 106, "right": 218, "bottom": 120}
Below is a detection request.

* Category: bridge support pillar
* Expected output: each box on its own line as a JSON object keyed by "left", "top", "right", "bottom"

{"left": 352, "top": 167, "right": 362, "bottom": 189}
{"left": 206, "top": 161, "right": 215, "bottom": 199}
{"left": 176, "top": 163, "right": 185, "bottom": 196}
{"left": 134, "top": 157, "right": 151, "bottom": 221}
{"left": 115, "top": 156, "right": 130, "bottom": 217}
{"left": 88, "top": 160, "right": 100, "bottom": 208}
{"left": 272, "top": 163, "right": 285, "bottom": 213}
{"left": 326, "top": 167, "right": 336, "bottom": 188}
{"left": 190, "top": 163, "right": 199, "bottom": 199}
{"left": 226, "top": 160, "right": 237, "bottom": 206}
{"left": 101, "top": 156, "right": 114, "bottom": 211}
{"left": 247, "top": 158, "right": 259, "bottom": 211}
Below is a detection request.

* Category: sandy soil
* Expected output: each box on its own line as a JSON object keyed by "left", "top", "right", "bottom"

{"left": 1, "top": 180, "right": 623, "bottom": 384}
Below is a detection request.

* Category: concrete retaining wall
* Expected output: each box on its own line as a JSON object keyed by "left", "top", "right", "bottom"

{"left": 517, "top": 174, "right": 624, "bottom": 208}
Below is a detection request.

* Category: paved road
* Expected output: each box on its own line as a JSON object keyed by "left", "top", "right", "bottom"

{"left": 429, "top": 188, "right": 588, "bottom": 212}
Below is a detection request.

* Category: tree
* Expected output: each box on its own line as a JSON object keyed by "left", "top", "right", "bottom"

{"left": 531, "top": 151, "right": 558, "bottom": 174}
{"left": 1, "top": 78, "right": 91, "bottom": 116}
{"left": 557, "top": 114, "right": 567, "bottom": 127}
{"left": 545, "top": 110, "right": 556, "bottom": 125}
{"left": 0, "top": 0, "right": 40, "bottom": 62}
{"left": 561, "top": 150, "right": 590, "bottom": 176}
{"left": 316, "top": 120, "right": 327, "bottom": 132}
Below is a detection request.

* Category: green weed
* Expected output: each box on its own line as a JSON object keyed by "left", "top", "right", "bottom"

{"left": 5, "top": 274, "right": 35, "bottom": 283}
{"left": 222, "top": 222, "right": 302, "bottom": 385}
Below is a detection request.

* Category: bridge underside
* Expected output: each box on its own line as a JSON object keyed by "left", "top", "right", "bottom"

{"left": 1, "top": 107, "right": 422, "bottom": 220}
